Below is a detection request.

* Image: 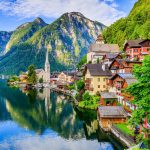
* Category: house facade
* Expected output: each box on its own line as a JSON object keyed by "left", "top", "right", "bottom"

{"left": 124, "top": 39, "right": 150, "bottom": 61}
{"left": 108, "top": 73, "right": 137, "bottom": 112}
{"left": 84, "top": 64, "right": 112, "bottom": 95}
{"left": 58, "top": 72, "right": 75, "bottom": 84}
{"left": 100, "top": 92, "right": 117, "bottom": 106}
{"left": 109, "top": 59, "right": 142, "bottom": 75}
{"left": 97, "top": 106, "right": 127, "bottom": 131}
{"left": 87, "top": 34, "right": 120, "bottom": 63}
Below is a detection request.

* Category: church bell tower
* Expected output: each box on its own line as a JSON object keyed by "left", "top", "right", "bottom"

{"left": 45, "top": 49, "right": 50, "bottom": 83}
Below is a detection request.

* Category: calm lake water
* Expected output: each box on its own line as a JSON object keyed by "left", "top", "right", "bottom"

{"left": 0, "top": 80, "right": 126, "bottom": 150}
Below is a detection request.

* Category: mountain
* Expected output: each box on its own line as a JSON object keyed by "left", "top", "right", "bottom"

{"left": 0, "top": 12, "right": 105, "bottom": 75}
{"left": 0, "top": 31, "right": 12, "bottom": 55}
{"left": 103, "top": 0, "right": 150, "bottom": 49}
{"left": 5, "top": 17, "right": 47, "bottom": 52}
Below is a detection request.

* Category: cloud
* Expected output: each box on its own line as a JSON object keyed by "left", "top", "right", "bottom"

{"left": 0, "top": 0, "right": 126, "bottom": 25}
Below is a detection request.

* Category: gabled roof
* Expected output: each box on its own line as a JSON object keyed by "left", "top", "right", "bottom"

{"left": 109, "top": 59, "right": 142, "bottom": 69}
{"left": 110, "top": 73, "right": 137, "bottom": 85}
{"left": 124, "top": 39, "right": 149, "bottom": 49}
{"left": 118, "top": 73, "right": 135, "bottom": 79}
{"left": 98, "top": 106, "right": 127, "bottom": 118}
{"left": 101, "top": 92, "right": 117, "bottom": 99}
{"left": 103, "top": 53, "right": 121, "bottom": 59}
{"left": 126, "top": 78, "right": 137, "bottom": 85}
{"left": 35, "top": 69, "right": 44, "bottom": 74}
{"left": 86, "top": 64, "right": 112, "bottom": 76}
{"left": 90, "top": 44, "right": 120, "bottom": 53}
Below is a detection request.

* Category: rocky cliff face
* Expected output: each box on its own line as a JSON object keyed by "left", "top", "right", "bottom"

{"left": 0, "top": 12, "right": 106, "bottom": 75}
{"left": 0, "top": 31, "right": 12, "bottom": 55}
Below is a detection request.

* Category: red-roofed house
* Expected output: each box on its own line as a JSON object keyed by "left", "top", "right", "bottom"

{"left": 124, "top": 39, "right": 150, "bottom": 61}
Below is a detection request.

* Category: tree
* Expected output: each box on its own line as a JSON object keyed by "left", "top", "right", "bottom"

{"left": 27, "top": 65, "right": 37, "bottom": 84}
{"left": 77, "top": 55, "right": 87, "bottom": 69}
{"left": 76, "top": 79, "right": 85, "bottom": 91}
{"left": 39, "top": 77, "right": 43, "bottom": 83}
{"left": 126, "top": 56, "right": 150, "bottom": 141}
{"left": 82, "top": 92, "right": 91, "bottom": 101}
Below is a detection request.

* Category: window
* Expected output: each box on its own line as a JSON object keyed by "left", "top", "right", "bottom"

{"left": 103, "top": 85, "right": 105, "bottom": 88}
{"left": 134, "top": 49, "right": 138, "bottom": 52}
{"left": 103, "top": 78, "right": 105, "bottom": 81}
{"left": 98, "top": 85, "right": 100, "bottom": 88}
{"left": 147, "top": 48, "right": 150, "bottom": 51}
{"left": 98, "top": 78, "right": 100, "bottom": 82}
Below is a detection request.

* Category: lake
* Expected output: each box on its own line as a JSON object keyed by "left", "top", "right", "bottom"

{"left": 0, "top": 80, "right": 126, "bottom": 150}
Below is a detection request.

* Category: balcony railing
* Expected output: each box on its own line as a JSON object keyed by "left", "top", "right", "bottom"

{"left": 85, "top": 79, "right": 91, "bottom": 83}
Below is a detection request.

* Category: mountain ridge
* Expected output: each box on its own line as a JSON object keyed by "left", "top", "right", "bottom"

{"left": 0, "top": 12, "right": 105, "bottom": 75}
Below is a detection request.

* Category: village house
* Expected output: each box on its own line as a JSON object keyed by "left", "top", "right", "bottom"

{"left": 97, "top": 106, "right": 127, "bottom": 131}
{"left": 87, "top": 34, "right": 120, "bottom": 64}
{"left": 102, "top": 53, "right": 122, "bottom": 66}
{"left": 109, "top": 59, "right": 142, "bottom": 75}
{"left": 124, "top": 39, "right": 150, "bottom": 61}
{"left": 57, "top": 72, "right": 75, "bottom": 84}
{"left": 19, "top": 73, "right": 28, "bottom": 83}
{"left": 100, "top": 92, "right": 117, "bottom": 106}
{"left": 84, "top": 63, "right": 112, "bottom": 95}
{"left": 108, "top": 73, "right": 137, "bottom": 112}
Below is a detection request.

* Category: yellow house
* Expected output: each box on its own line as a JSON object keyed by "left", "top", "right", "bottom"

{"left": 84, "top": 64, "right": 112, "bottom": 95}
{"left": 19, "top": 73, "right": 28, "bottom": 83}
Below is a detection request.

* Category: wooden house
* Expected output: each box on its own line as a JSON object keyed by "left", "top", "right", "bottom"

{"left": 109, "top": 59, "right": 142, "bottom": 75}
{"left": 97, "top": 106, "right": 127, "bottom": 131}
{"left": 108, "top": 73, "right": 137, "bottom": 112}
{"left": 102, "top": 53, "right": 122, "bottom": 66}
{"left": 124, "top": 39, "right": 150, "bottom": 61}
{"left": 100, "top": 92, "right": 117, "bottom": 106}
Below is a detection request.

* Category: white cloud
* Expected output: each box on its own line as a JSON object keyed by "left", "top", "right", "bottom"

{"left": 0, "top": 0, "right": 126, "bottom": 25}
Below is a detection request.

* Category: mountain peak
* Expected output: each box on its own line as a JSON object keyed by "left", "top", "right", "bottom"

{"left": 33, "top": 17, "right": 46, "bottom": 25}
{"left": 62, "top": 12, "right": 85, "bottom": 18}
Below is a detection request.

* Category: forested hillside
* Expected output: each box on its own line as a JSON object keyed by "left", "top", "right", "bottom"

{"left": 103, "top": 0, "right": 150, "bottom": 49}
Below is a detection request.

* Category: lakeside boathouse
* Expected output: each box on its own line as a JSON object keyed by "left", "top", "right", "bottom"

{"left": 97, "top": 106, "right": 127, "bottom": 131}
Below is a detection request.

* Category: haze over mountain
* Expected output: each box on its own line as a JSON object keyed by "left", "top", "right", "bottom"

{"left": 0, "top": 12, "right": 105, "bottom": 75}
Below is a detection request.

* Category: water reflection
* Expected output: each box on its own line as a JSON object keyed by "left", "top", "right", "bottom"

{"left": 0, "top": 80, "right": 125, "bottom": 150}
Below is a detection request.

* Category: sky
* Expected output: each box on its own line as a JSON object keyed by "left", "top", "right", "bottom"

{"left": 0, "top": 0, "right": 138, "bottom": 31}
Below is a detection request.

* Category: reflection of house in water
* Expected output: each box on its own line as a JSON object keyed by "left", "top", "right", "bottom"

{"left": 84, "top": 120, "right": 98, "bottom": 139}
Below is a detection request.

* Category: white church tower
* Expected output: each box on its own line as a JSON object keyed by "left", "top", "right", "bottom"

{"left": 44, "top": 49, "right": 50, "bottom": 83}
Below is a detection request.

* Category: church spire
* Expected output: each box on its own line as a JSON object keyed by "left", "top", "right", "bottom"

{"left": 45, "top": 49, "right": 49, "bottom": 64}
{"left": 44, "top": 49, "right": 50, "bottom": 83}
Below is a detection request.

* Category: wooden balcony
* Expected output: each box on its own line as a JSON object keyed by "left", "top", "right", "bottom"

{"left": 85, "top": 86, "right": 94, "bottom": 91}
{"left": 85, "top": 79, "right": 91, "bottom": 83}
{"left": 121, "top": 92, "right": 134, "bottom": 101}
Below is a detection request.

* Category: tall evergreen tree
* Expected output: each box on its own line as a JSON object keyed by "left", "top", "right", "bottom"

{"left": 27, "top": 65, "right": 37, "bottom": 84}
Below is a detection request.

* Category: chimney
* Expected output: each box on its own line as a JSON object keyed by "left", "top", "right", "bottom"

{"left": 102, "top": 64, "right": 105, "bottom": 71}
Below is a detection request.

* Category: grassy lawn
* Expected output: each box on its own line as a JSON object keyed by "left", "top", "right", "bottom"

{"left": 115, "top": 123, "right": 133, "bottom": 136}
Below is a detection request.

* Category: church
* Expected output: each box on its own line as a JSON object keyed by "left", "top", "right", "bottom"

{"left": 35, "top": 50, "right": 50, "bottom": 83}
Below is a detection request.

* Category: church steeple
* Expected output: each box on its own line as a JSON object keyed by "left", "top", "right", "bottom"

{"left": 96, "top": 34, "right": 104, "bottom": 44}
{"left": 44, "top": 49, "right": 50, "bottom": 83}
